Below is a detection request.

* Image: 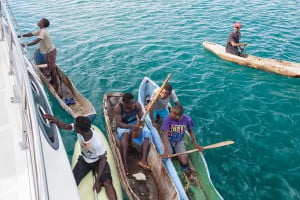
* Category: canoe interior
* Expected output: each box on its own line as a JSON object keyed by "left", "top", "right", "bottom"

{"left": 103, "top": 93, "right": 179, "bottom": 200}
{"left": 34, "top": 60, "right": 96, "bottom": 120}
{"left": 184, "top": 134, "right": 222, "bottom": 200}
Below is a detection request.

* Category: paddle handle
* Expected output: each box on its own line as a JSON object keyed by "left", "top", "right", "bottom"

{"left": 164, "top": 140, "right": 234, "bottom": 158}
{"left": 131, "top": 74, "right": 172, "bottom": 138}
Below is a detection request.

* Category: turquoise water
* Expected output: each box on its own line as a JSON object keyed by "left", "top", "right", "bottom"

{"left": 10, "top": 0, "right": 300, "bottom": 199}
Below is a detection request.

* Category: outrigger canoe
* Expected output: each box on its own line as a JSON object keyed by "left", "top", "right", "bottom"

{"left": 103, "top": 93, "right": 180, "bottom": 200}
{"left": 71, "top": 125, "right": 122, "bottom": 200}
{"left": 203, "top": 41, "right": 300, "bottom": 78}
{"left": 33, "top": 50, "right": 96, "bottom": 121}
{"left": 138, "top": 77, "right": 223, "bottom": 200}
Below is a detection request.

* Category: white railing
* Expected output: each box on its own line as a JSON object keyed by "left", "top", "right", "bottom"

{"left": 0, "top": 0, "right": 49, "bottom": 199}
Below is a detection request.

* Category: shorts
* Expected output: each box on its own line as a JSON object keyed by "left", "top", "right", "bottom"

{"left": 46, "top": 48, "right": 57, "bottom": 68}
{"left": 73, "top": 156, "right": 112, "bottom": 185}
{"left": 117, "top": 126, "right": 150, "bottom": 145}
{"left": 34, "top": 49, "right": 46, "bottom": 64}
{"left": 167, "top": 140, "right": 187, "bottom": 157}
{"left": 153, "top": 108, "right": 169, "bottom": 121}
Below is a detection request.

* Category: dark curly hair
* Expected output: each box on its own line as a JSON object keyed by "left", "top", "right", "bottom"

{"left": 122, "top": 93, "right": 134, "bottom": 103}
{"left": 74, "top": 116, "right": 91, "bottom": 132}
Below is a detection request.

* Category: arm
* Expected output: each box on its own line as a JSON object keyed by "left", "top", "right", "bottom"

{"left": 228, "top": 33, "right": 247, "bottom": 48}
{"left": 230, "top": 41, "right": 247, "bottom": 47}
{"left": 136, "top": 103, "right": 145, "bottom": 127}
{"left": 26, "top": 38, "right": 41, "bottom": 47}
{"left": 18, "top": 32, "right": 33, "bottom": 38}
{"left": 136, "top": 102, "right": 143, "bottom": 120}
{"left": 188, "top": 128, "right": 203, "bottom": 152}
{"left": 21, "top": 38, "right": 41, "bottom": 48}
{"left": 43, "top": 114, "right": 72, "bottom": 130}
{"left": 114, "top": 105, "right": 133, "bottom": 129}
{"left": 93, "top": 154, "right": 107, "bottom": 192}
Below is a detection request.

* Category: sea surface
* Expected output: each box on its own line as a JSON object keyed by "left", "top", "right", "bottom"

{"left": 9, "top": 0, "right": 300, "bottom": 199}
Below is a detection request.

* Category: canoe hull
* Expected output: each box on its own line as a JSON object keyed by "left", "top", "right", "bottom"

{"left": 138, "top": 78, "right": 189, "bottom": 200}
{"left": 33, "top": 50, "right": 97, "bottom": 120}
{"left": 71, "top": 125, "right": 122, "bottom": 200}
{"left": 203, "top": 41, "right": 300, "bottom": 78}
{"left": 138, "top": 77, "right": 223, "bottom": 200}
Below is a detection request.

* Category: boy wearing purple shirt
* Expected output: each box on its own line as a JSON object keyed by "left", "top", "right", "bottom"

{"left": 161, "top": 105, "right": 203, "bottom": 170}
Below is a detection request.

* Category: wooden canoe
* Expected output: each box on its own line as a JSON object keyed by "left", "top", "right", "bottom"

{"left": 138, "top": 77, "right": 223, "bottom": 200}
{"left": 71, "top": 125, "right": 122, "bottom": 200}
{"left": 202, "top": 41, "right": 300, "bottom": 78}
{"left": 103, "top": 93, "right": 180, "bottom": 200}
{"left": 34, "top": 50, "right": 96, "bottom": 121}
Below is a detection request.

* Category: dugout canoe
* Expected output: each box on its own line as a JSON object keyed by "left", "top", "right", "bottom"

{"left": 202, "top": 41, "right": 300, "bottom": 78}
{"left": 71, "top": 125, "right": 122, "bottom": 200}
{"left": 33, "top": 50, "right": 96, "bottom": 121}
{"left": 103, "top": 93, "right": 180, "bottom": 200}
{"left": 138, "top": 77, "right": 223, "bottom": 200}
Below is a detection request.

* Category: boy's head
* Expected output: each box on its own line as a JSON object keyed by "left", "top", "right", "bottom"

{"left": 170, "top": 104, "right": 184, "bottom": 121}
{"left": 122, "top": 93, "right": 135, "bottom": 110}
{"left": 74, "top": 116, "right": 91, "bottom": 134}
{"left": 159, "top": 84, "right": 172, "bottom": 99}
{"left": 37, "top": 18, "right": 50, "bottom": 28}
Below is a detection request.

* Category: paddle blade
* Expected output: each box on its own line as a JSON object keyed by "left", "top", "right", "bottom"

{"left": 203, "top": 141, "right": 234, "bottom": 150}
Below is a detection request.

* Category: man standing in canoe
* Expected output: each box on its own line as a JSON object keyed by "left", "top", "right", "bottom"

{"left": 43, "top": 114, "right": 117, "bottom": 200}
{"left": 19, "top": 18, "right": 59, "bottom": 93}
{"left": 161, "top": 105, "right": 203, "bottom": 171}
{"left": 149, "top": 84, "right": 180, "bottom": 129}
{"left": 226, "top": 22, "right": 248, "bottom": 56}
{"left": 114, "top": 93, "right": 151, "bottom": 174}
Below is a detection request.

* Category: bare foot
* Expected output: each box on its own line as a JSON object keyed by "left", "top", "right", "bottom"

{"left": 138, "top": 161, "right": 151, "bottom": 170}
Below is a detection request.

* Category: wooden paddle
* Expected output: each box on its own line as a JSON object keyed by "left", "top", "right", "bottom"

{"left": 162, "top": 140, "right": 234, "bottom": 158}
{"left": 92, "top": 171, "right": 99, "bottom": 200}
{"left": 131, "top": 74, "right": 172, "bottom": 138}
{"left": 239, "top": 44, "right": 247, "bottom": 54}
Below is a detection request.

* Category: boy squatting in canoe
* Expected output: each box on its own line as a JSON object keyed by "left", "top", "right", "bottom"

{"left": 43, "top": 114, "right": 117, "bottom": 200}
{"left": 161, "top": 105, "right": 203, "bottom": 171}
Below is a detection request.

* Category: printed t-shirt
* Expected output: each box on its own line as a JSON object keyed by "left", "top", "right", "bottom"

{"left": 162, "top": 114, "right": 194, "bottom": 143}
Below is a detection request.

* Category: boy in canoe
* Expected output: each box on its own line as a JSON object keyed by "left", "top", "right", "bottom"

{"left": 161, "top": 105, "right": 203, "bottom": 171}
{"left": 19, "top": 18, "right": 59, "bottom": 93}
{"left": 226, "top": 22, "right": 248, "bottom": 56}
{"left": 43, "top": 114, "right": 117, "bottom": 200}
{"left": 114, "top": 93, "right": 151, "bottom": 174}
{"left": 149, "top": 84, "right": 180, "bottom": 128}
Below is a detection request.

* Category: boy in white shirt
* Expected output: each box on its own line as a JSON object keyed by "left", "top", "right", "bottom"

{"left": 43, "top": 114, "right": 116, "bottom": 200}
